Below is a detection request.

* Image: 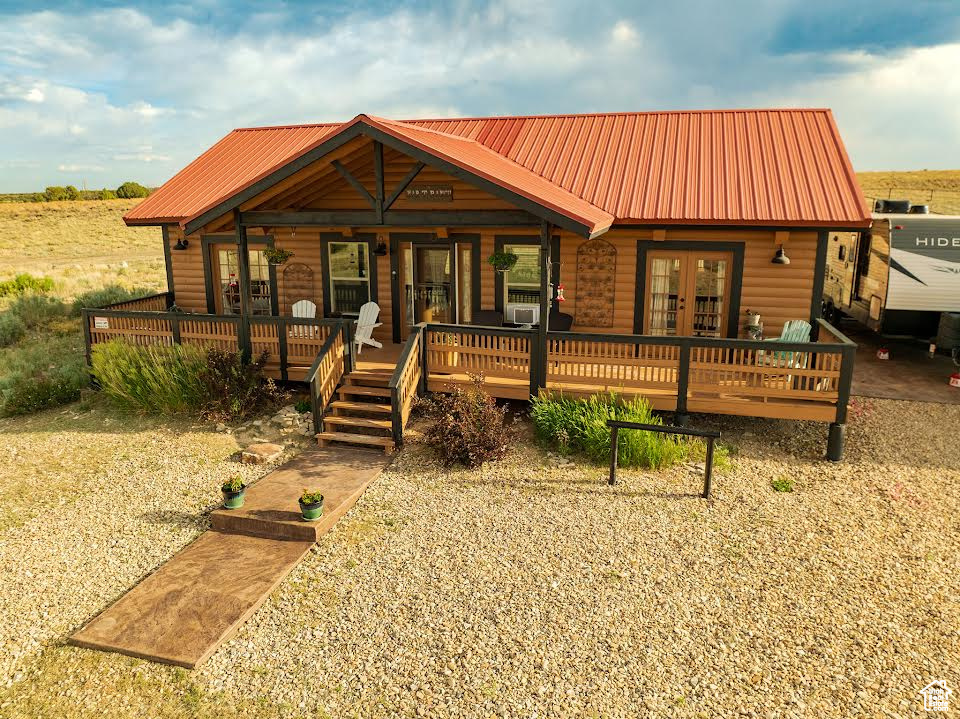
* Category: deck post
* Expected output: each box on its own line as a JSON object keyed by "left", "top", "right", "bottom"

{"left": 419, "top": 324, "right": 429, "bottom": 395}
{"left": 234, "top": 210, "right": 252, "bottom": 361}
{"left": 827, "top": 343, "right": 855, "bottom": 461}
{"left": 278, "top": 317, "right": 289, "bottom": 381}
{"left": 675, "top": 340, "right": 691, "bottom": 425}
{"left": 171, "top": 315, "right": 181, "bottom": 345}
{"left": 827, "top": 423, "right": 845, "bottom": 461}
{"left": 81, "top": 309, "right": 92, "bottom": 366}
{"left": 536, "top": 221, "right": 551, "bottom": 391}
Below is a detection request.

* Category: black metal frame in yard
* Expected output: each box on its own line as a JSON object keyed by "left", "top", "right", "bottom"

{"left": 607, "top": 420, "right": 721, "bottom": 496}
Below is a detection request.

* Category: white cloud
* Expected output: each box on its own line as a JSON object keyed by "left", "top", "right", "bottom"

{"left": 58, "top": 163, "right": 106, "bottom": 172}
{"left": 0, "top": 4, "right": 957, "bottom": 191}
{"left": 611, "top": 20, "right": 639, "bottom": 47}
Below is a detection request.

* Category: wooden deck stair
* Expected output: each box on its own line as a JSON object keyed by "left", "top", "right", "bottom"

{"left": 317, "top": 369, "right": 396, "bottom": 454}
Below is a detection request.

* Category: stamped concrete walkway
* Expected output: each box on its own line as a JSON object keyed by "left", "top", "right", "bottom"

{"left": 71, "top": 447, "right": 391, "bottom": 668}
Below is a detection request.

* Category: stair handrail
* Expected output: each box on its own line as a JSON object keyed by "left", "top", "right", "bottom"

{"left": 388, "top": 323, "right": 426, "bottom": 446}
{"left": 306, "top": 320, "right": 348, "bottom": 435}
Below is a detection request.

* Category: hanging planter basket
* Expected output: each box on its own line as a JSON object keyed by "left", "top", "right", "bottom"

{"left": 487, "top": 251, "right": 519, "bottom": 273}
{"left": 263, "top": 247, "right": 295, "bottom": 266}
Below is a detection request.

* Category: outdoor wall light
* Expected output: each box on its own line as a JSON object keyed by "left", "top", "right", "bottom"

{"left": 771, "top": 244, "right": 790, "bottom": 265}
{"left": 374, "top": 240, "right": 388, "bottom": 256}
{"left": 173, "top": 238, "right": 190, "bottom": 251}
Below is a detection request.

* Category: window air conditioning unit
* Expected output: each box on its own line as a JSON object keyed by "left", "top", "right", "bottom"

{"left": 506, "top": 303, "right": 540, "bottom": 325}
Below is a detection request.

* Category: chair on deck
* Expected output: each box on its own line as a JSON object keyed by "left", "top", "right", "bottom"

{"left": 292, "top": 299, "right": 317, "bottom": 318}
{"left": 549, "top": 310, "right": 574, "bottom": 332}
{"left": 353, "top": 301, "right": 383, "bottom": 354}
{"left": 290, "top": 299, "right": 318, "bottom": 339}
{"left": 470, "top": 310, "right": 504, "bottom": 327}
{"left": 759, "top": 319, "right": 812, "bottom": 370}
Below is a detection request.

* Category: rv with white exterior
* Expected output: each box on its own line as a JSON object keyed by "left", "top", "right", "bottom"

{"left": 823, "top": 204, "right": 960, "bottom": 348}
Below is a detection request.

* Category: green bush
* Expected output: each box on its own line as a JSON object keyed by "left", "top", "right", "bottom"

{"left": 0, "top": 314, "right": 26, "bottom": 347}
{"left": 116, "top": 181, "right": 150, "bottom": 199}
{"left": 201, "top": 348, "right": 283, "bottom": 420}
{"left": 92, "top": 341, "right": 209, "bottom": 414}
{"left": 43, "top": 185, "right": 70, "bottom": 202}
{"left": 91, "top": 342, "right": 283, "bottom": 419}
{"left": 417, "top": 374, "right": 510, "bottom": 468}
{"left": 99, "top": 189, "right": 117, "bottom": 200}
{"left": 0, "top": 333, "right": 88, "bottom": 416}
{"left": 530, "top": 392, "right": 687, "bottom": 469}
{"left": 0, "top": 273, "right": 55, "bottom": 297}
{"left": 7, "top": 294, "right": 67, "bottom": 328}
{"left": 71, "top": 285, "right": 156, "bottom": 313}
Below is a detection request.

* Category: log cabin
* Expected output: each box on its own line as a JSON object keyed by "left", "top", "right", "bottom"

{"left": 85, "top": 110, "right": 870, "bottom": 458}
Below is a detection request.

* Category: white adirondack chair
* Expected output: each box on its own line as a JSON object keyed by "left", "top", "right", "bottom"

{"left": 353, "top": 301, "right": 383, "bottom": 354}
{"left": 292, "top": 299, "right": 317, "bottom": 318}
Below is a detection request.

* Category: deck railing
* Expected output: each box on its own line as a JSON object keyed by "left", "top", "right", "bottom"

{"left": 424, "top": 324, "right": 537, "bottom": 399}
{"left": 81, "top": 305, "right": 339, "bottom": 380}
{"left": 388, "top": 323, "right": 425, "bottom": 446}
{"left": 305, "top": 321, "right": 349, "bottom": 433}
{"left": 98, "top": 291, "right": 173, "bottom": 312}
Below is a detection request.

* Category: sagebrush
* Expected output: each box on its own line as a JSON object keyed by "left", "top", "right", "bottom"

{"left": 417, "top": 374, "right": 510, "bottom": 468}
{"left": 0, "top": 273, "right": 54, "bottom": 297}
{"left": 71, "top": 285, "right": 156, "bottom": 313}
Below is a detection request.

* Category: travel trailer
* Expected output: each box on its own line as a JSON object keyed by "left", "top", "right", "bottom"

{"left": 823, "top": 205, "right": 960, "bottom": 348}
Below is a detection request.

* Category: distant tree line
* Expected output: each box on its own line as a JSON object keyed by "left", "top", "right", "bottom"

{"left": 0, "top": 182, "right": 153, "bottom": 203}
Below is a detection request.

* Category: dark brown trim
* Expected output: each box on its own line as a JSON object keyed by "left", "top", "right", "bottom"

{"left": 810, "top": 230, "right": 829, "bottom": 325}
{"left": 384, "top": 161, "right": 425, "bottom": 209}
{"left": 633, "top": 240, "right": 745, "bottom": 338}
{"left": 357, "top": 123, "right": 598, "bottom": 237}
{"left": 161, "top": 225, "right": 175, "bottom": 303}
{"left": 331, "top": 159, "right": 376, "bottom": 208}
{"left": 239, "top": 209, "right": 541, "bottom": 227}
{"left": 373, "top": 140, "right": 384, "bottom": 223}
{"left": 183, "top": 123, "right": 367, "bottom": 235}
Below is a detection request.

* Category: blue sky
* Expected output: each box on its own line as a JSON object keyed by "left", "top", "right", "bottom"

{"left": 0, "top": 0, "right": 958, "bottom": 192}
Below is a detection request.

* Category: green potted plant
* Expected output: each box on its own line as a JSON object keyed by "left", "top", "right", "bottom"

{"left": 221, "top": 474, "right": 246, "bottom": 509}
{"left": 487, "top": 250, "right": 519, "bottom": 273}
{"left": 263, "top": 247, "right": 295, "bottom": 266}
{"left": 299, "top": 487, "right": 324, "bottom": 521}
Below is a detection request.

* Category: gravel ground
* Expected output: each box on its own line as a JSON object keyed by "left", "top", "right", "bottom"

{"left": 1, "top": 396, "right": 958, "bottom": 718}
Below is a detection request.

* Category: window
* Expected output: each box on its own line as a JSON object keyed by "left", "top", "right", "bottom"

{"left": 504, "top": 244, "right": 541, "bottom": 304}
{"left": 217, "top": 248, "right": 272, "bottom": 315}
{"left": 328, "top": 241, "right": 370, "bottom": 314}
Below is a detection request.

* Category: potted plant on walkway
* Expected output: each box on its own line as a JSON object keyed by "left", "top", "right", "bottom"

{"left": 221, "top": 474, "right": 247, "bottom": 509}
{"left": 263, "top": 247, "right": 295, "bottom": 266}
{"left": 487, "top": 250, "right": 518, "bottom": 273}
{"left": 299, "top": 488, "right": 324, "bottom": 521}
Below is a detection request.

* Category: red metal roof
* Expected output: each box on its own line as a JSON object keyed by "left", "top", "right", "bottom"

{"left": 125, "top": 109, "right": 870, "bottom": 230}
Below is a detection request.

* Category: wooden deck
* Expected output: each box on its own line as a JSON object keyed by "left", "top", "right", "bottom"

{"left": 81, "top": 298, "right": 855, "bottom": 432}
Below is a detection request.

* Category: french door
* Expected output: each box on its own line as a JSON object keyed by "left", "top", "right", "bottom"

{"left": 645, "top": 249, "right": 733, "bottom": 337}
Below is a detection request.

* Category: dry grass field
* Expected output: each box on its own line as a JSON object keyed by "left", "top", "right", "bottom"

{"left": 857, "top": 169, "right": 960, "bottom": 214}
{"left": 0, "top": 199, "right": 164, "bottom": 298}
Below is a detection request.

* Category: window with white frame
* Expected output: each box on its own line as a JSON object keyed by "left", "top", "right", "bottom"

{"left": 328, "top": 241, "right": 370, "bottom": 314}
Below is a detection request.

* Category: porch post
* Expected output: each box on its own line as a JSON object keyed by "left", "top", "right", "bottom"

{"left": 536, "top": 221, "right": 551, "bottom": 393}
{"left": 234, "top": 209, "right": 252, "bottom": 360}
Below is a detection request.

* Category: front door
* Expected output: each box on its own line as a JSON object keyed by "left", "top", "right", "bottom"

{"left": 645, "top": 249, "right": 733, "bottom": 337}
{"left": 413, "top": 246, "right": 453, "bottom": 324}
